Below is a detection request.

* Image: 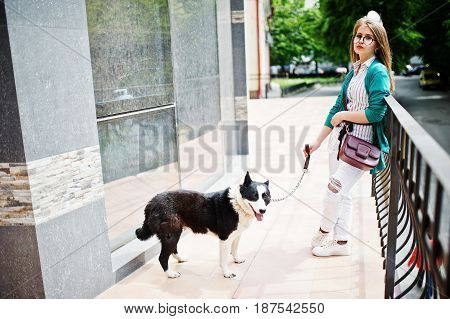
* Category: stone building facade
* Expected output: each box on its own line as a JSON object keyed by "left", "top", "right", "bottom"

{"left": 0, "top": 0, "right": 248, "bottom": 298}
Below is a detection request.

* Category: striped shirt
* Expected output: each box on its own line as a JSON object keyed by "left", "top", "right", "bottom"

{"left": 328, "top": 55, "right": 375, "bottom": 153}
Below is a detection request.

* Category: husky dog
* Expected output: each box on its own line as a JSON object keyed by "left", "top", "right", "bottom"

{"left": 135, "top": 171, "right": 271, "bottom": 278}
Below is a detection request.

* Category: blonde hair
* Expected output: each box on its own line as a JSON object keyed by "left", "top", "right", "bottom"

{"left": 349, "top": 13, "right": 395, "bottom": 92}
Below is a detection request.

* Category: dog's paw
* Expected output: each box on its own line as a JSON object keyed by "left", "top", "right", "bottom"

{"left": 223, "top": 271, "right": 236, "bottom": 278}
{"left": 233, "top": 257, "right": 245, "bottom": 264}
{"left": 165, "top": 270, "right": 181, "bottom": 279}
{"left": 173, "top": 254, "right": 188, "bottom": 263}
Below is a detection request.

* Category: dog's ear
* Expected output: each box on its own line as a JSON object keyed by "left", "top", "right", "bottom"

{"left": 243, "top": 171, "right": 252, "bottom": 187}
{"left": 264, "top": 179, "right": 269, "bottom": 187}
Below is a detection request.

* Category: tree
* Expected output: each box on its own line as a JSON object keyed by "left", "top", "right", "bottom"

{"left": 415, "top": 0, "right": 450, "bottom": 84}
{"left": 270, "top": 0, "right": 326, "bottom": 67}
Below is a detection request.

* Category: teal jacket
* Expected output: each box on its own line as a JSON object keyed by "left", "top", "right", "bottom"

{"left": 324, "top": 57, "right": 391, "bottom": 174}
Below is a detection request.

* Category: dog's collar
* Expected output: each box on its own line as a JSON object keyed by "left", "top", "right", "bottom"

{"left": 228, "top": 185, "right": 253, "bottom": 217}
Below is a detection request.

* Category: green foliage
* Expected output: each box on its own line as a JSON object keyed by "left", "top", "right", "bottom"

{"left": 270, "top": 0, "right": 449, "bottom": 73}
{"left": 269, "top": 0, "right": 326, "bottom": 65}
{"left": 272, "top": 77, "right": 341, "bottom": 90}
{"left": 415, "top": 0, "right": 450, "bottom": 77}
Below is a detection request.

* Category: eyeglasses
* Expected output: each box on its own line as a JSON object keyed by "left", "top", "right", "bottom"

{"left": 353, "top": 34, "right": 376, "bottom": 46}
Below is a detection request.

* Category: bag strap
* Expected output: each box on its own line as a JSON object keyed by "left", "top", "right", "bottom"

{"left": 337, "top": 124, "right": 349, "bottom": 160}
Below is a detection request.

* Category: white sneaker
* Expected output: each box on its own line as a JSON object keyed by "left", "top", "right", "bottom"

{"left": 310, "top": 230, "right": 332, "bottom": 248}
{"left": 312, "top": 239, "right": 351, "bottom": 257}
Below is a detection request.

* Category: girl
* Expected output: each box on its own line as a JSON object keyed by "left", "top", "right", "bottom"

{"left": 304, "top": 11, "right": 394, "bottom": 257}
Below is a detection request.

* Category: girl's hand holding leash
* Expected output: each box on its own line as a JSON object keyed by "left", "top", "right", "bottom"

{"left": 303, "top": 142, "right": 320, "bottom": 157}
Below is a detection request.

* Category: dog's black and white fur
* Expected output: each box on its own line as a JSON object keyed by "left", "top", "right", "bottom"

{"left": 135, "top": 171, "right": 271, "bottom": 279}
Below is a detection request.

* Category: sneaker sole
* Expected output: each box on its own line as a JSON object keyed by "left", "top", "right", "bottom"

{"left": 312, "top": 250, "right": 351, "bottom": 257}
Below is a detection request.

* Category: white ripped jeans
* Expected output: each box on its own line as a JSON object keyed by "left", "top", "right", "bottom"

{"left": 320, "top": 149, "right": 365, "bottom": 241}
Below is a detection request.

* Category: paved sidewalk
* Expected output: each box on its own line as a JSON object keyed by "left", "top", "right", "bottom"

{"left": 97, "top": 86, "right": 385, "bottom": 299}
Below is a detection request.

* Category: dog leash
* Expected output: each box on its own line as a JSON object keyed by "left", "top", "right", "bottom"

{"left": 271, "top": 144, "right": 311, "bottom": 202}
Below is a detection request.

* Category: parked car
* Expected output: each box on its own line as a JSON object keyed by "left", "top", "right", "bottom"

{"left": 293, "top": 66, "right": 324, "bottom": 75}
{"left": 320, "top": 66, "right": 336, "bottom": 74}
{"left": 404, "top": 64, "right": 426, "bottom": 76}
{"left": 293, "top": 66, "right": 310, "bottom": 75}
{"left": 281, "top": 64, "right": 295, "bottom": 75}
{"left": 419, "top": 69, "right": 442, "bottom": 89}
{"left": 270, "top": 65, "right": 282, "bottom": 76}
{"left": 335, "top": 67, "right": 348, "bottom": 74}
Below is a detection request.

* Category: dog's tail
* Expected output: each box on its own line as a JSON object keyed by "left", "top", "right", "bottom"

{"left": 135, "top": 224, "right": 154, "bottom": 241}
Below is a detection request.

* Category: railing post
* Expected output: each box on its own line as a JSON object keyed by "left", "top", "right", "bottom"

{"left": 385, "top": 110, "right": 399, "bottom": 299}
{"left": 371, "top": 174, "right": 376, "bottom": 197}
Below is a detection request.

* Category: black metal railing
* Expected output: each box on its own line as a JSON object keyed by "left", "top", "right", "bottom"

{"left": 374, "top": 95, "right": 449, "bottom": 299}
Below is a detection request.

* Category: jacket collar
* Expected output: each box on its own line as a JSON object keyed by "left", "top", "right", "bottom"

{"left": 345, "top": 57, "right": 381, "bottom": 80}
{"left": 353, "top": 55, "right": 376, "bottom": 70}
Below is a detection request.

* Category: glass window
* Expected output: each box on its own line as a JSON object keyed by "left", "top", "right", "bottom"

{"left": 169, "top": 0, "right": 224, "bottom": 191}
{"left": 86, "top": 0, "right": 179, "bottom": 246}
{"left": 86, "top": 0, "right": 174, "bottom": 118}
{"left": 97, "top": 109, "right": 179, "bottom": 244}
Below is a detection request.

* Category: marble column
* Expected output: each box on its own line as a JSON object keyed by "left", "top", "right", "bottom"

{"left": 230, "top": 0, "right": 249, "bottom": 155}
{"left": 215, "top": 0, "right": 249, "bottom": 155}
{"left": 0, "top": 0, "right": 113, "bottom": 298}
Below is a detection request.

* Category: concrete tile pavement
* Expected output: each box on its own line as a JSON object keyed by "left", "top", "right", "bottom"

{"left": 97, "top": 85, "right": 385, "bottom": 299}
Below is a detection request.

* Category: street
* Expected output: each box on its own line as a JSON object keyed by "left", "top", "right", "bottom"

{"left": 393, "top": 75, "right": 450, "bottom": 151}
